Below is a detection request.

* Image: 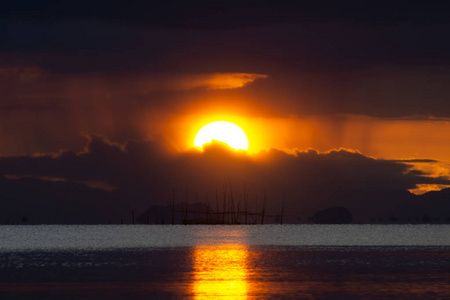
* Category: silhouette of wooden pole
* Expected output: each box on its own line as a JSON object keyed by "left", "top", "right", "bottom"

{"left": 206, "top": 192, "right": 209, "bottom": 223}
{"left": 255, "top": 195, "right": 259, "bottom": 225}
{"left": 194, "top": 191, "right": 198, "bottom": 221}
{"left": 172, "top": 188, "right": 175, "bottom": 225}
{"left": 222, "top": 184, "right": 227, "bottom": 224}
{"left": 280, "top": 194, "right": 285, "bottom": 225}
{"left": 261, "top": 190, "right": 267, "bottom": 225}
{"left": 216, "top": 188, "right": 219, "bottom": 214}
{"left": 244, "top": 183, "right": 248, "bottom": 224}
{"left": 237, "top": 197, "right": 241, "bottom": 225}
{"left": 228, "top": 180, "right": 234, "bottom": 224}
{"left": 216, "top": 188, "right": 219, "bottom": 223}
{"left": 185, "top": 187, "right": 189, "bottom": 224}
{"left": 244, "top": 198, "right": 248, "bottom": 225}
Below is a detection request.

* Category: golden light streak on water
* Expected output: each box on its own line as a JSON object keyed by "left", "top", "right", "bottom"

{"left": 192, "top": 245, "right": 248, "bottom": 299}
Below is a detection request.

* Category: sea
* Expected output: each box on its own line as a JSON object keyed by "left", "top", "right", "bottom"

{"left": 0, "top": 225, "right": 449, "bottom": 299}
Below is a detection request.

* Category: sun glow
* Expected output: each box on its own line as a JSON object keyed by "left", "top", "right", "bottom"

{"left": 194, "top": 121, "right": 249, "bottom": 150}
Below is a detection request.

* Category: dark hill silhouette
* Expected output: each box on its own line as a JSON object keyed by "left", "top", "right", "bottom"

{"left": 393, "top": 188, "right": 450, "bottom": 223}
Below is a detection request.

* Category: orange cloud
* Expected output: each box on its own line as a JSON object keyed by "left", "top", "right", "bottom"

{"left": 128, "top": 72, "right": 268, "bottom": 91}
{"left": 165, "top": 73, "right": 268, "bottom": 90}
{"left": 400, "top": 160, "right": 450, "bottom": 194}
{"left": 202, "top": 73, "right": 268, "bottom": 89}
{"left": 409, "top": 184, "right": 450, "bottom": 195}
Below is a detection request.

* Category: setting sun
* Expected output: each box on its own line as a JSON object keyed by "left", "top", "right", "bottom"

{"left": 194, "top": 121, "right": 249, "bottom": 150}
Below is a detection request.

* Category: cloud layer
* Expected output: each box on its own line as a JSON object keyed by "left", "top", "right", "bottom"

{"left": 0, "top": 136, "right": 448, "bottom": 224}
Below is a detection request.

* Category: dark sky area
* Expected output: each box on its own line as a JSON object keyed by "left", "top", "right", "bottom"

{"left": 1, "top": 1, "right": 450, "bottom": 223}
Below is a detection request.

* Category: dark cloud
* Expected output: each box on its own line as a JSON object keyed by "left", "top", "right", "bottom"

{"left": 2, "top": 1, "right": 450, "bottom": 29}
{"left": 390, "top": 159, "right": 439, "bottom": 163}
{"left": 2, "top": 1, "right": 450, "bottom": 73}
{"left": 0, "top": 176, "right": 127, "bottom": 224}
{"left": 0, "top": 104, "right": 62, "bottom": 112}
{"left": 0, "top": 136, "right": 448, "bottom": 223}
{"left": 1, "top": 0, "right": 449, "bottom": 145}
{"left": 2, "top": 5, "right": 450, "bottom": 124}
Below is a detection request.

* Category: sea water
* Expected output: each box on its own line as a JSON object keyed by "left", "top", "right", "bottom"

{"left": 0, "top": 225, "right": 449, "bottom": 299}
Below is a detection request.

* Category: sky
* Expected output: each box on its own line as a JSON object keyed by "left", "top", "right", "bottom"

{"left": 1, "top": 1, "right": 450, "bottom": 223}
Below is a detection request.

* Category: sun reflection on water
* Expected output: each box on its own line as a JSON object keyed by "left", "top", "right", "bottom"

{"left": 192, "top": 245, "right": 248, "bottom": 299}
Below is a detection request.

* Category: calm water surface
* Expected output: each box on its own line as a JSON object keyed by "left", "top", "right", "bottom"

{"left": 1, "top": 225, "right": 449, "bottom": 299}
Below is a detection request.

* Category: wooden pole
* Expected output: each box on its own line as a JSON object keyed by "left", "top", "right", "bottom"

{"left": 185, "top": 187, "right": 189, "bottom": 224}
{"left": 172, "top": 188, "right": 175, "bottom": 225}
{"left": 244, "top": 183, "right": 247, "bottom": 225}
{"left": 223, "top": 184, "right": 227, "bottom": 224}
{"left": 206, "top": 192, "right": 209, "bottom": 223}
{"left": 261, "top": 190, "right": 267, "bottom": 225}
{"left": 216, "top": 188, "right": 219, "bottom": 223}
{"left": 237, "top": 196, "right": 241, "bottom": 225}
{"left": 194, "top": 191, "right": 198, "bottom": 221}
{"left": 229, "top": 180, "right": 235, "bottom": 224}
